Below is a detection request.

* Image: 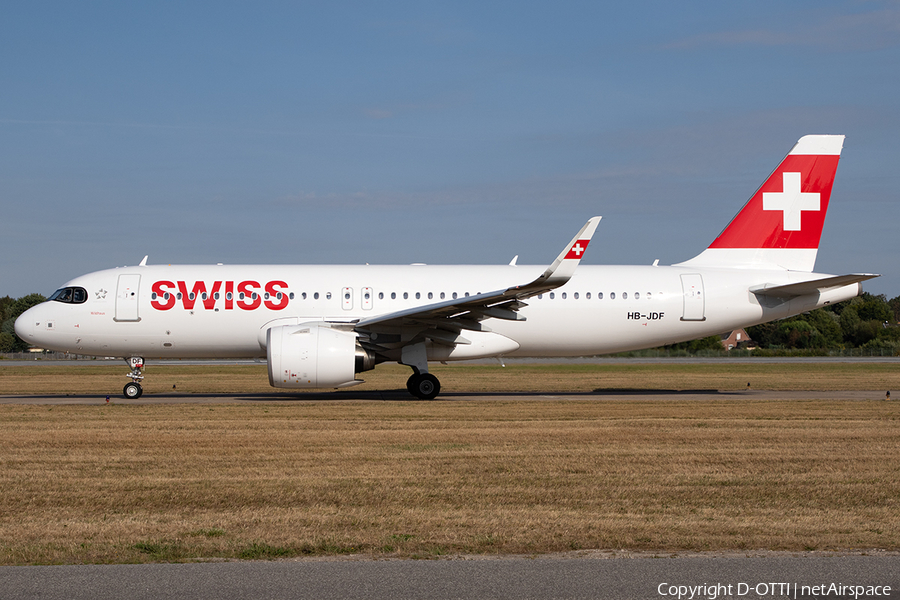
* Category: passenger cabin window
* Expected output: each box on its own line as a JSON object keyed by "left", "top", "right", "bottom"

{"left": 50, "top": 287, "right": 88, "bottom": 304}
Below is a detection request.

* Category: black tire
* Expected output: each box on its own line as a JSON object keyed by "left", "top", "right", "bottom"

{"left": 123, "top": 382, "right": 143, "bottom": 399}
{"left": 406, "top": 374, "right": 418, "bottom": 396}
{"left": 410, "top": 373, "right": 440, "bottom": 400}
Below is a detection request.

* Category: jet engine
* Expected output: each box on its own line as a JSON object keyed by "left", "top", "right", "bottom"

{"left": 267, "top": 324, "right": 375, "bottom": 389}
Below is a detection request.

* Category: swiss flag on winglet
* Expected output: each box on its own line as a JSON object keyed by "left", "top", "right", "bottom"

{"left": 709, "top": 152, "right": 840, "bottom": 250}
{"left": 565, "top": 240, "right": 590, "bottom": 259}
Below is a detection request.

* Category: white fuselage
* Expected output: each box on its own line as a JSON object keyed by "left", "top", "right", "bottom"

{"left": 17, "top": 263, "right": 860, "bottom": 360}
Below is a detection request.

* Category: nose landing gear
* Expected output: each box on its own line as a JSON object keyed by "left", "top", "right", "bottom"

{"left": 124, "top": 357, "right": 144, "bottom": 399}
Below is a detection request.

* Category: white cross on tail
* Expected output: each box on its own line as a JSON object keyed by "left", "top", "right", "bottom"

{"left": 762, "top": 172, "right": 820, "bottom": 231}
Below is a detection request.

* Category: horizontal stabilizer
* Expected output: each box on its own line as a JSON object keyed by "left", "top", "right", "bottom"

{"left": 750, "top": 274, "right": 879, "bottom": 299}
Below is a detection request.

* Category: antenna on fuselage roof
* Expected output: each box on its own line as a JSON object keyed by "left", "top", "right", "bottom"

{"left": 139, "top": 256, "right": 149, "bottom": 267}
{"left": 509, "top": 255, "right": 518, "bottom": 266}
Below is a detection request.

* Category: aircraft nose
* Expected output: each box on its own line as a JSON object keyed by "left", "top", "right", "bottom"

{"left": 14, "top": 309, "right": 35, "bottom": 342}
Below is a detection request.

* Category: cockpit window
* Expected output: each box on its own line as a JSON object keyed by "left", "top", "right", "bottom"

{"left": 49, "top": 287, "right": 88, "bottom": 304}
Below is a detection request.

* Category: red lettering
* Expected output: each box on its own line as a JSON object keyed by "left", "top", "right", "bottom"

{"left": 265, "top": 281, "right": 289, "bottom": 310}
{"left": 151, "top": 281, "right": 177, "bottom": 310}
{"left": 202, "top": 281, "right": 222, "bottom": 310}
{"left": 177, "top": 281, "right": 208, "bottom": 310}
{"left": 156, "top": 279, "right": 288, "bottom": 311}
{"left": 237, "top": 281, "right": 261, "bottom": 310}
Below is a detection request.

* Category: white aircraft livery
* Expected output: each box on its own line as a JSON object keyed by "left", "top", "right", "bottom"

{"left": 16, "top": 135, "right": 877, "bottom": 399}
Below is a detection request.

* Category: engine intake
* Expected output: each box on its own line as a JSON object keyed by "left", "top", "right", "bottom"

{"left": 267, "top": 324, "right": 374, "bottom": 389}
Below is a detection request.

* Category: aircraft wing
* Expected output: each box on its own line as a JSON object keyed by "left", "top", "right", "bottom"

{"left": 750, "top": 273, "right": 880, "bottom": 299}
{"left": 353, "top": 217, "right": 601, "bottom": 337}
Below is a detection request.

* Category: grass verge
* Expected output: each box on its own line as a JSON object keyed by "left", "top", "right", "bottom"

{"left": 0, "top": 390, "right": 897, "bottom": 563}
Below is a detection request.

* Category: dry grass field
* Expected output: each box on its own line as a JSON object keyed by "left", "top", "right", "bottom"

{"left": 0, "top": 361, "right": 898, "bottom": 564}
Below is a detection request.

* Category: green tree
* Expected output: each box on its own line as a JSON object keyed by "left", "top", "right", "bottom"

{"left": 746, "top": 321, "right": 779, "bottom": 348}
{"left": 854, "top": 293, "right": 893, "bottom": 323}
{"left": 839, "top": 305, "right": 862, "bottom": 345}
{"left": 0, "top": 295, "right": 15, "bottom": 323}
{"left": 888, "top": 295, "right": 900, "bottom": 323}
{"left": 2, "top": 293, "right": 47, "bottom": 352}
{"left": 801, "top": 309, "right": 842, "bottom": 346}
{"left": 776, "top": 320, "right": 825, "bottom": 349}
{"left": 0, "top": 332, "right": 16, "bottom": 353}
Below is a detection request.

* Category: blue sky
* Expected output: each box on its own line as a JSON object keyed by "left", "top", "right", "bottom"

{"left": 2, "top": 1, "right": 899, "bottom": 298}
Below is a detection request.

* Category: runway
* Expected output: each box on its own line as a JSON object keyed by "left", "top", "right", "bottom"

{"left": 0, "top": 388, "right": 893, "bottom": 405}
{"left": 1, "top": 552, "right": 898, "bottom": 600}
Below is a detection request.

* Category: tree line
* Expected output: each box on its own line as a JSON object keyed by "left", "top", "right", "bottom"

{"left": 660, "top": 292, "right": 900, "bottom": 354}
{"left": 3, "top": 291, "right": 900, "bottom": 354}
{"left": 747, "top": 292, "right": 900, "bottom": 352}
{"left": 0, "top": 294, "right": 46, "bottom": 352}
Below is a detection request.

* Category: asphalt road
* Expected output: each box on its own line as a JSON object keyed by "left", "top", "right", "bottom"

{"left": 0, "top": 388, "right": 893, "bottom": 405}
{"left": 1, "top": 553, "right": 898, "bottom": 600}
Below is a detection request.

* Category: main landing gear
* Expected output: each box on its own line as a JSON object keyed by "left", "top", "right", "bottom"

{"left": 400, "top": 342, "right": 440, "bottom": 400}
{"left": 124, "top": 357, "right": 144, "bottom": 399}
{"left": 406, "top": 372, "right": 441, "bottom": 400}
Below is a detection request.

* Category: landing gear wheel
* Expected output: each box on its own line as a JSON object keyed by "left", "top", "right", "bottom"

{"left": 123, "top": 382, "right": 143, "bottom": 399}
{"left": 408, "top": 373, "right": 440, "bottom": 400}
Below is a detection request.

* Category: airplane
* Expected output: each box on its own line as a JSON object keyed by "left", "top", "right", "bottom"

{"left": 15, "top": 134, "right": 877, "bottom": 400}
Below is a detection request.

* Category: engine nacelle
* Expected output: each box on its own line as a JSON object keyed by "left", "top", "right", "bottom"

{"left": 267, "top": 324, "right": 374, "bottom": 389}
